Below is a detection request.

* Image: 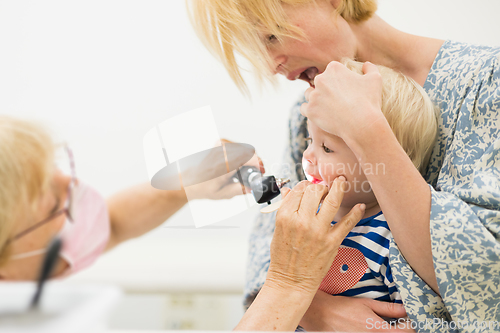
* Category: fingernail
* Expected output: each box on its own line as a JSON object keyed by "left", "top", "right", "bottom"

{"left": 360, "top": 204, "right": 366, "bottom": 210}
{"left": 337, "top": 176, "right": 346, "bottom": 182}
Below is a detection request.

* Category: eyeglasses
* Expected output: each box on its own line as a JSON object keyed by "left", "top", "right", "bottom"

{"left": 7, "top": 145, "right": 77, "bottom": 244}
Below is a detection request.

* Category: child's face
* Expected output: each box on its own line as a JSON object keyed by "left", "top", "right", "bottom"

{"left": 303, "top": 121, "right": 378, "bottom": 208}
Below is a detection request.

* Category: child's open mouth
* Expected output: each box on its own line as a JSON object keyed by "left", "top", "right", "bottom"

{"left": 311, "top": 177, "right": 327, "bottom": 186}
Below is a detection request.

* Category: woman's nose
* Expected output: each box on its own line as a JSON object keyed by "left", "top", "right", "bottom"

{"left": 271, "top": 55, "right": 288, "bottom": 75}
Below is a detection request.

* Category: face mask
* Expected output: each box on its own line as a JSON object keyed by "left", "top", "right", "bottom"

{"left": 58, "top": 182, "right": 110, "bottom": 276}
{"left": 11, "top": 183, "right": 110, "bottom": 278}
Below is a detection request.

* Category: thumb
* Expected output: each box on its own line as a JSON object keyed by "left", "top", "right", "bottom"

{"left": 280, "top": 187, "right": 291, "bottom": 199}
{"left": 328, "top": 203, "right": 365, "bottom": 243}
{"left": 362, "top": 61, "right": 380, "bottom": 75}
{"left": 367, "top": 299, "right": 408, "bottom": 318}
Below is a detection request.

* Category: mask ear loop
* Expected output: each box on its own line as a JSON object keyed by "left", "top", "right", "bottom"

{"left": 64, "top": 144, "right": 77, "bottom": 223}
{"left": 9, "top": 211, "right": 71, "bottom": 260}
{"left": 10, "top": 248, "right": 48, "bottom": 261}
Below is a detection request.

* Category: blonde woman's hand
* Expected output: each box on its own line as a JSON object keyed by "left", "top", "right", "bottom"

{"left": 301, "top": 61, "right": 384, "bottom": 140}
{"left": 300, "top": 291, "right": 415, "bottom": 332}
{"left": 265, "top": 178, "right": 366, "bottom": 295}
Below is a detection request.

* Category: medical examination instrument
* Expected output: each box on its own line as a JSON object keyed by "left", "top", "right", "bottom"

{"left": 232, "top": 166, "right": 290, "bottom": 209}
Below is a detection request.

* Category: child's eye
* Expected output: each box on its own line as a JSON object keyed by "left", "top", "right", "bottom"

{"left": 322, "top": 144, "right": 333, "bottom": 153}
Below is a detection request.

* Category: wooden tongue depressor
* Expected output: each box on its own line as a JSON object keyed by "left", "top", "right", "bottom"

{"left": 260, "top": 200, "right": 283, "bottom": 214}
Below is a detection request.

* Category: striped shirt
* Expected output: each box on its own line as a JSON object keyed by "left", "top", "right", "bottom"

{"left": 319, "top": 211, "right": 402, "bottom": 303}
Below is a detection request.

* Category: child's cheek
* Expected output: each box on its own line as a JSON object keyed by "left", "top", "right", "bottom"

{"left": 319, "top": 166, "right": 333, "bottom": 182}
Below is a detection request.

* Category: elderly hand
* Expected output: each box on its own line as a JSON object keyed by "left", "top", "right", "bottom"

{"left": 266, "top": 178, "right": 366, "bottom": 294}
{"left": 235, "top": 178, "right": 365, "bottom": 331}
{"left": 300, "top": 61, "right": 385, "bottom": 140}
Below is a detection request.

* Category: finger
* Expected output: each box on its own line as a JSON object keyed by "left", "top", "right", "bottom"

{"left": 242, "top": 154, "right": 265, "bottom": 174}
{"left": 304, "top": 87, "right": 314, "bottom": 102}
{"left": 317, "top": 176, "right": 346, "bottom": 221}
{"left": 367, "top": 299, "right": 408, "bottom": 319}
{"left": 257, "top": 156, "right": 265, "bottom": 174}
{"left": 329, "top": 203, "right": 365, "bottom": 240}
{"left": 324, "top": 60, "right": 345, "bottom": 73}
{"left": 368, "top": 316, "right": 414, "bottom": 332}
{"left": 280, "top": 187, "right": 291, "bottom": 199}
{"left": 299, "top": 184, "right": 329, "bottom": 217}
{"left": 362, "top": 61, "right": 380, "bottom": 75}
{"left": 279, "top": 180, "right": 311, "bottom": 213}
{"left": 218, "top": 169, "right": 240, "bottom": 185}
{"left": 300, "top": 101, "right": 308, "bottom": 118}
{"left": 218, "top": 182, "right": 247, "bottom": 199}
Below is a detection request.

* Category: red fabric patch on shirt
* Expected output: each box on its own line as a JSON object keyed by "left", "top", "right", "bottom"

{"left": 319, "top": 247, "right": 369, "bottom": 294}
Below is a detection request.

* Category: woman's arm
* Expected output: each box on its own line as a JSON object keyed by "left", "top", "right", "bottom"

{"left": 301, "top": 61, "right": 439, "bottom": 294}
{"left": 105, "top": 173, "right": 252, "bottom": 250}
{"left": 105, "top": 184, "right": 188, "bottom": 250}
{"left": 346, "top": 116, "right": 438, "bottom": 293}
{"left": 236, "top": 283, "right": 316, "bottom": 331}
{"left": 105, "top": 148, "right": 264, "bottom": 250}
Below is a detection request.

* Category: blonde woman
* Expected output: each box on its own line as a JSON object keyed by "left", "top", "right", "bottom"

{"left": 189, "top": 0, "right": 500, "bottom": 331}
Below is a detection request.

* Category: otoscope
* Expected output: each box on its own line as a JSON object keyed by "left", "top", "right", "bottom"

{"left": 232, "top": 166, "right": 290, "bottom": 205}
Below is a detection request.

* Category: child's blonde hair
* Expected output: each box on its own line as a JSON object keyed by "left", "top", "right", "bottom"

{"left": 0, "top": 116, "right": 54, "bottom": 265}
{"left": 187, "top": 0, "right": 377, "bottom": 94}
{"left": 343, "top": 59, "right": 438, "bottom": 173}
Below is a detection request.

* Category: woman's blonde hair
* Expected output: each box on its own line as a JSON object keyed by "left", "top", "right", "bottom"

{"left": 187, "top": 0, "right": 377, "bottom": 94}
{"left": 0, "top": 116, "right": 54, "bottom": 265}
{"left": 343, "top": 59, "right": 438, "bottom": 173}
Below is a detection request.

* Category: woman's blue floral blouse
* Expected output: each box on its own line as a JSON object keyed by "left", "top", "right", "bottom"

{"left": 245, "top": 41, "right": 500, "bottom": 333}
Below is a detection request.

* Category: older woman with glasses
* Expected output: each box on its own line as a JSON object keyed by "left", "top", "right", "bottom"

{"left": 0, "top": 116, "right": 206, "bottom": 279}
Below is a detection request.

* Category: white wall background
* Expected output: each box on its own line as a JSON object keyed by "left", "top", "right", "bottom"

{"left": 0, "top": 0, "right": 499, "bottom": 330}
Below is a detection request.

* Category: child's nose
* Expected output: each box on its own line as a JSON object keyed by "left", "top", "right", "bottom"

{"left": 303, "top": 146, "right": 316, "bottom": 165}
